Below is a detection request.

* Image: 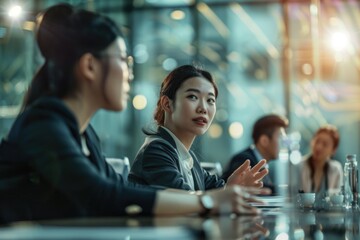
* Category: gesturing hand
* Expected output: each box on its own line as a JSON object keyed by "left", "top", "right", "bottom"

{"left": 206, "top": 186, "right": 263, "bottom": 215}
{"left": 226, "top": 159, "right": 269, "bottom": 188}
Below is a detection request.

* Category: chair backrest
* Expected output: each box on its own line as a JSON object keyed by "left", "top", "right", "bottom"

{"left": 106, "top": 157, "right": 130, "bottom": 179}
{"left": 200, "top": 162, "right": 223, "bottom": 177}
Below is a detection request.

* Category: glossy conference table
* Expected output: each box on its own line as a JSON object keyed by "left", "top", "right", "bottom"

{"left": 0, "top": 199, "right": 359, "bottom": 239}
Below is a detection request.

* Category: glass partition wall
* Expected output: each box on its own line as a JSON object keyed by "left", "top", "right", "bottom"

{"left": 1, "top": 0, "right": 359, "bottom": 171}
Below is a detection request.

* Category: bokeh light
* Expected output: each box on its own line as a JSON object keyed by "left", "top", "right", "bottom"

{"left": 208, "top": 123, "right": 223, "bottom": 138}
{"left": 171, "top": 10, "right": 185, "bottom": 20}
{"left": 132, "top": 95, "right": 147, "bottom": 110}
{"left": 228, "top": 122, "right": 243, "bottom": 139}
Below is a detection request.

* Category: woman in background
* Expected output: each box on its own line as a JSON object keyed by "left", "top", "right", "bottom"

{"left": 298, "top": 125, "right": 343, "bottom": 195}
{"left": 128, "top": 65, "right": 269, "bottom": 191}
{"left": 0, "top": 3, "right": 269, "bottom": 223}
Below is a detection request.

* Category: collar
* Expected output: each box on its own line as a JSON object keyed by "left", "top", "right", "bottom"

{"left": 250, "top": 144, "right": 269, "bottom": 168}
{"left": 160, "top": 126, "right": 193, "bottom": 169}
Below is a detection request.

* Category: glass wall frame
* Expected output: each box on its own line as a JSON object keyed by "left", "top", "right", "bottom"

{"left": 0, "top": 0, "right": 359, "bottom": 169}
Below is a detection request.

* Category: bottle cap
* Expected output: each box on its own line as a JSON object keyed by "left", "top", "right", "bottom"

{"left": 346, "top": 154, "right": 356, "bottom": 161}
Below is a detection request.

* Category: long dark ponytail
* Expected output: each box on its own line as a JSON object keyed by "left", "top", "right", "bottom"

{"left": 22, "top": 3, "right": 123, "bottom": 109}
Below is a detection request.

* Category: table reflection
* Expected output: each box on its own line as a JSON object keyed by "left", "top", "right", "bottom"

{"left": 202, "top": 215, "right": 269, "bottom": 239}
{"left": 261, "top": 209, "right": 359, "bottom": 240}
{"left": 0, "top": 208, "right": 359, "bottom": 239}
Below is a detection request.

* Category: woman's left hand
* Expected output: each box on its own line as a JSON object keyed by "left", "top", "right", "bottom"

{"left": 226, "top": 159, "right": 269, "bottom": 188}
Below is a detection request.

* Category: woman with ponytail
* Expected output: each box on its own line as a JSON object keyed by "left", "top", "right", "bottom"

{"left": 128, "top": 65, "right": 269, "bottom": 191}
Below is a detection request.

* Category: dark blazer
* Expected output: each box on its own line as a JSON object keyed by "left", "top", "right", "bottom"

{"left": 0, "top": 97, "right": 156, "bottom": 223}
{"left": 128, "top": 127, "right": 225, "bottom": 191}
{"left": 221, "top": 147, "right": 275, "bottom": 194}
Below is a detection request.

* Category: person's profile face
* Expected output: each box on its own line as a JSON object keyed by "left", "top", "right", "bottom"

{"left": 267, "top": 127, "right": 279, "bottom": 159}
{"left": 102, "top": 37, "right": 132, "bottom": 111}
{"left": 266, "top": 127, "right": 286, "bottom": 160}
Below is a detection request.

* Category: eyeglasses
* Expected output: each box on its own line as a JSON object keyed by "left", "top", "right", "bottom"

{"left": 125, "top": 56, "right": 134, "bottom": 80}
{"left": 99, "top": 54, "right": 134, "bottom": 80}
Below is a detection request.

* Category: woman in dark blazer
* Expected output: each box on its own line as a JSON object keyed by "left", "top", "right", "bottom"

{"left": 129, "top": 65, "right": 269, "bottom": 191}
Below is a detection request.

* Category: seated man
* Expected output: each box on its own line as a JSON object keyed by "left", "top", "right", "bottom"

{"left": 222, "top": 114, "right": 288, "bottom": 194}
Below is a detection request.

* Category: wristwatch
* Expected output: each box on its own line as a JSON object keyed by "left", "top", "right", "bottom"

{"left": 199, "top": 194, "right": 214, "bottom": 216}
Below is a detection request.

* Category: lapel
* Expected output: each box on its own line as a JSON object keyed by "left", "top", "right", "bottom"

{"left": 189, "top": 152, "right": 204, "bottom": 191}
{"left": 157, "top": 128, "right": 204, "bottom": 191}
{"left": 154, "top": 127, "right": 183, "bottom": 174}
{"left": 83, "top": 126, "right": 104, "bottom": 172}
{"left": 156, "top": 127, "right": 177, "bottom": 149}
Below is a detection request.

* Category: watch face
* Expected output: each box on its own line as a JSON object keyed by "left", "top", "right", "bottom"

{"left": 201, "top": 195, "right": 214, "bottom": 210}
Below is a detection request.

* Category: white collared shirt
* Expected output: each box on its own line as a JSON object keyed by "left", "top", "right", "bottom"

{"left": 251, "top": 144, "right": 269, "bottom": 170}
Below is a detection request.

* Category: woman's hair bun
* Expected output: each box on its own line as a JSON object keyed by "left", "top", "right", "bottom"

{"left": 35, "top": 3, "right": 121, "bottom": 63}
{"left": 36, "top": 3, "right": 75, "bottom": 60}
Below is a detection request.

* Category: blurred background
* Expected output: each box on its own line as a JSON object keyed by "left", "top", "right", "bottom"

{"left": 1, "top": 0, "right": 360, "bottom": 178}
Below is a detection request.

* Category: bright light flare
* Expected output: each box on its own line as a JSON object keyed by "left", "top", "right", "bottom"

{"left": 329, "top": 31, "right": 350, "bottom": 52}
{"left": 8, "top": 5, "right": 23, "bottom": 19}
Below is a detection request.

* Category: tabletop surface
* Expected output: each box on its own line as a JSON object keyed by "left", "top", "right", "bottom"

{"left": 0, "top": 198, "right": 359, "bottom": 240}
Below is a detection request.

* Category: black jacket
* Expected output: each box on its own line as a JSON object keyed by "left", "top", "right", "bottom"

{"left": 0, "top": 97, "right": 156, "bottom": 223}
{"left": 128, "top": 127, "right": 225, "bottom": 191}
{"left": 222, "top": 147, "right": 275, "bottom": 194}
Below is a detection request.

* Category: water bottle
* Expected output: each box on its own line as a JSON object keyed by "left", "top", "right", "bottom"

{"left": 277, "top": 131, "right": 300, "bottom": 207}
{"left": 276, "top": 130, "right": 291, "bottom": 199}
{"left": 343, "top": 154, "right": 359, "bottom": 209}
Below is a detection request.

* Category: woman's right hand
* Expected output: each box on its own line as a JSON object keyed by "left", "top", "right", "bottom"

{"left": 205, "top": 185, "right": 271, "bottom": 215}
{"left": 154, "top": 185, "right": 270, "bottom": 216}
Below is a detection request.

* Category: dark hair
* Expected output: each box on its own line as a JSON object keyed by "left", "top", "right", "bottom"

{"left": 153, "top": 64, "right": 218, "bottom": 126}
{"left": 22, "top": 3, "right": 123, "bottom": 109}
{"left": 313, "top": 125, "right": 340, "bottom": 150}
{"left": 252, "top": 114, "right": 288, "bottom": 143}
